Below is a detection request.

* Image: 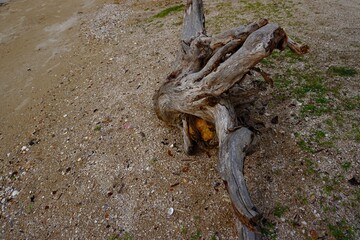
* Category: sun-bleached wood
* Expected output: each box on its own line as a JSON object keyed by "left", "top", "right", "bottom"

{"left": 153, "top": 0, "right": 308, "bottom": 238}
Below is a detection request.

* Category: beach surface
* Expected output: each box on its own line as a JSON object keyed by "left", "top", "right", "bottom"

{"left": 1, "top": 0, "right": 359, "bottom": 239}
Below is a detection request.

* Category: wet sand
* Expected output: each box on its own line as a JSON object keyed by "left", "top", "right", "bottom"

{"left": 0, "top": 0, "right": 94, "bottom": 124}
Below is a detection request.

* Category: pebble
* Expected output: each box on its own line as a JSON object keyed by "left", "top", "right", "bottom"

{"left": 11, "top": 190, "right": 19, "bottom": 198}
{"left": 167, "top": 207, "right": 174, "bottom": 216}
{"left": 21, "top": 146, "right": 29, "bottom": 152}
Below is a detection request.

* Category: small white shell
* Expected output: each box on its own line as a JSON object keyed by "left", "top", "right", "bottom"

{"left": 167, "top": 207, "right": 174, "bottom": 216}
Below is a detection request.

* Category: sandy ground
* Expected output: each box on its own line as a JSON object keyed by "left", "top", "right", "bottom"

{"left": 0, "top": 0, "right": 359, "bottom": 239}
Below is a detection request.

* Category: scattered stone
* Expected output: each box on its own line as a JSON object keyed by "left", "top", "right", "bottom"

{"left": 11, "top": 190, "right": 19, "bottom": 198}
{"left": 21, "top": 146, "right": 29, "bottom": 153}
{"left": 123, "top": 122, "right": 133, "bottom": 129}
{"left": 167, "top": 207, "right": 174, "bottom": 216}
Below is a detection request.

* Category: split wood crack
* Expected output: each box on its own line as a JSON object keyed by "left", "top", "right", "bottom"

{"left": 153, "top": 1, "right": 308, "bottom": 238}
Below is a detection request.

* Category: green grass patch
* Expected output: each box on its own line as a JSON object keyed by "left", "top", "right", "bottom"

{"left": 210, "top": 234, "right": 218, "bottom": 240}
{"left": 342, "top": 96, "right": 360, "bottom": 111}
{"left": 315, "top": 97, "right": 330, "bottom": 104}
{"left": 300, "top": 104, "right": 330, "bottom": 116}
{"left": 353, "top": 127, "right": 360, "bottom": 142}
{"left": 26, "top": 204, "right": 34, "bottom": 214}
{"left": 297, "top": 139, "right": 314, "bottom": 153}
{"left": 243, "top": 0, "right": 292, "bottom": 18}
{"left": 153, "top": 4, "right": 184, "bottom": 18}
{"left": 270, "top": 48, "right": 305, "bottom": 63}
{"left": 216, "top": 2, "right": 232, "bottom": 10}
{"left": 304, "top": 158, "right": 318, "bottom": 175}
{"left": 294, "top": 81, "right": 327, "bottom": 98}
{"left": 180, "top": 226, "right": 188, "bottom": 236}
{"left": 190, "top": 230, "right": 202, "bottom": 240}
{"left": 274, "top": 203, "right": 288, "bottom": 218}
{"left": 328, "top": 66, "right": 358, "bottom": 77}
{"left": 355, "top": 190, "right": 360, "bottom": 202}
{"left": 274, "top": 74, "right": 293, "bottom": 90}
{"left": 328, "top": 220, "right": 356, "bottom": 240}
{"left": 261, "top": 58, "right": 274, "bottom": 66}
{"left": 311, "top": 130, "right": 334, "bottom": 147}
{"left": 341, "top": 162, "right": 352, "bottom": 171}
{"left": 323, "top": 184, "right": 334, "bottom": 195}
{"left": 260, "top": 219, "right": 277, "bottom": 240}
{"left": 94, "top": 125, "right": 102, "bottom": 131}
{"left": 314, "top": 130, "right": 326, "bottom": 141}
{"left": 322, "top": 175, "right": 344, "bottom": 196}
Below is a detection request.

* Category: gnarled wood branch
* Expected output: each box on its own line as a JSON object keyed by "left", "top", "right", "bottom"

{"left": 153, "top": 0, "right": 308, "bottom": 238}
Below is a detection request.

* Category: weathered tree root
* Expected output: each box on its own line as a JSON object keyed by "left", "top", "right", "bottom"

{"left": 153, "top": 0, "right": 308, "bottom": 238}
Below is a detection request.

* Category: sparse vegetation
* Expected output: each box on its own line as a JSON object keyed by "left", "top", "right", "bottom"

{"left": 328, "top": 220, "right": 356, "bottom": 240}
{"left": 328, "top": 66, "right": 358, "bottom": 77}
{"left": 341, "top": 162, "right": 352, "bottom": 171}
{"left": 304, "top": 158, "right": 318, "bottom": 175}
{"left": 297, "top": 138, "right": 314, "bottom": 153}
{"left": 273, "top": 203, "right": 288, "bottom": 218}
{"left": 153, "top": 4, "right": 184, "bottom": 18}
{"left": 26, "top": 204, "right": 34, "bottom": 214}
{"left": 180, "top": 226, "right": 188, "bottom": 236}
{"left": 260, "top": 219, "right": 277, "bottom": 240}
{"left": 2, "top": 1, "right": 359, "bottom": 240}
{"left": 94, "top": 125, "right": 102, "bottom": 131}
{"left": 354, "top": 127, "right": 360, "bottom": 142}
{"left": 190, "top": 230, "right": 202, "bottom": 240}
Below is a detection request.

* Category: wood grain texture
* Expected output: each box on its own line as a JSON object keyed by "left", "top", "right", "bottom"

{"left": 153, "top": 0, "right": 308, "bottom": 238}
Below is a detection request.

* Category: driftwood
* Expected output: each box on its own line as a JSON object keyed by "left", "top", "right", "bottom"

{"left": 153, "top": 0, "right": 308, "bottom": 238}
